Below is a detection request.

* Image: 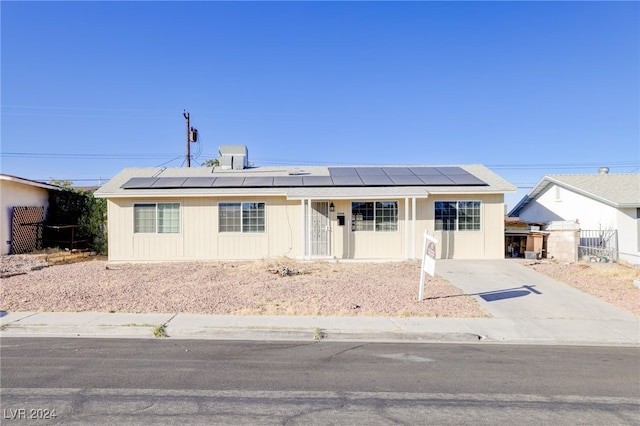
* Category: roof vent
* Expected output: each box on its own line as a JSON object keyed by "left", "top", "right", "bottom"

{"left": 598, "top": 167, "right": 609, "bottom": 175}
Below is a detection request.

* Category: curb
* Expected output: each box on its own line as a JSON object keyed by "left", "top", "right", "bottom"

{"left": 2, "top": 324, "right": 638, "bottom": 346}
{"left": 1, "top": 311, "right": 638, "bottom": 346}
{"left": 0, "top": 324, "right": 484, "bottom": 344}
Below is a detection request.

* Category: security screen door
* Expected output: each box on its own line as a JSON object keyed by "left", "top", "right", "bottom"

{"left": 310, "top": 201, "right": 330, "bottom": 256}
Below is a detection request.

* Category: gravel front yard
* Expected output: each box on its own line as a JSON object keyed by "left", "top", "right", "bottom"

{"left": 0, "top": 256, "right": 487, "bottom": 318}
{"left": 1, "top": 255, "right": 638, "bottom": 317}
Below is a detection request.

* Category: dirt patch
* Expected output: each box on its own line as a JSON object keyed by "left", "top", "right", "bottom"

{"left": 521, "top": 259, "right": 640, "bottom": 317}
{"left": 2, "top": 255, "right": 637, "bottom": 317}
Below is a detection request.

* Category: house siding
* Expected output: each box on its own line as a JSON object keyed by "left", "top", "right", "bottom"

{"left": 430, "top": 194, "right": 505, "bottom": 259}
{"left": 519, "top": 184, "right": 620, "bottom": 229}
{"left": 617, "top": 207, "right": 640, "bottom": 265}
{"left": 328, "top": 195, "right": 505, "bottom": 260}
{"left": 107, "top": 196, "right": 302, "bottom": 262}
{"left": 328, "top": 198, "right": 405, "bottom": 259}
{"left": 182, "top": 197, "right": 216, "bottom": 259}
{"left": 105, "top": 193, "right": 507, "bottom": 262}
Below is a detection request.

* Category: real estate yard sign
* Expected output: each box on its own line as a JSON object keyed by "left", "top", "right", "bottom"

{"left": 418, "top": 231, "right": 438, "bottom": 301}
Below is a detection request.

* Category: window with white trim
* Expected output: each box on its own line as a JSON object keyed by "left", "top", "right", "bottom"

{"left": 134, "top": 203, "right": 180, "bottom": 233}
{"left": 219, "top": 202, "right": 265, "bottom": 233}
{"left": 351, "top": 201, "right": 398, "bottom": 232}
{"left": 435, "top": 201, "right": 481, "bottom": 231}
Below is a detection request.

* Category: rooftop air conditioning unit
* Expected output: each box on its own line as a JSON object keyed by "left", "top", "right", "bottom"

{"left": 218, "top": 145, "right": 248, "bottom": 170}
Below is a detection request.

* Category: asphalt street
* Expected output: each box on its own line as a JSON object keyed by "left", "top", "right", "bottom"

{"left": 1, "top": 338, "right": 638, "bottom": 425}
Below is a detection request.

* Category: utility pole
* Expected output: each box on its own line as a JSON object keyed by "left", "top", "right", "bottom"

{"left": 183, "top": 110, "right": 198, "bottom": 167}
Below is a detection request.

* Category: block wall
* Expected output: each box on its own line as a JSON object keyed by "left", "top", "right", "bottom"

{"left": 546, "top": 230, "right": 579, "bottom": 262}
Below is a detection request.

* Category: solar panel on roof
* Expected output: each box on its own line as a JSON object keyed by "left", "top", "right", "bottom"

{"left": 388, "top": 175, "right": 424, "bottom": 185}
{"left": 382, "top": 167, "right": 414, "bottom": 176}
{"left": 119, "top": 165, "right": 488, "bottom": 190}
{"left": 328, "top": 167, "right": 358, "bottom": 176}
{"left": 359, "top": 174, "right": 394, "bottom": 185}
{"left": 121, "top": 177, "right": 159, "bottom": 189}
{"left": 447, "top": 174, "right": 486, "bottom": 185}
{"left": 182, "top": 177, "right": 216, "bottom": 187}
{"left": 416, "top": 175, "right": 456, "bottom": 185}
{"left": 273, "top": 176, "right": 303, "bottom": 187}
{"left": 151, "top": 177, "right": 188, "bottom": 188}
{"left": 355, "top": 167, "right": 385, "bottom": 176}
{"left": 436, "top": 167, "right": 467, "bottom": 175}
{"left": 302, "top": 176, "right": 334, "bottom": 186}
{"left": 409, "top": 167, "right": 442, "bottom": 175}
{"left": 331, "top": 175, "right": 365, "bottom": 186}
{"left": 212, "top": 177, "right": 246, "bottom": 187}
{"left": 243, "top": 177, "right": 274, "bottom": 187}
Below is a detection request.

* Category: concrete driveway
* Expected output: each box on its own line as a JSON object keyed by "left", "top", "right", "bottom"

{"left": 434, "top": 259, "right": 639, "bottom": 344}
{"left": 436, "top": 259, "right": 636, "bottom": 321}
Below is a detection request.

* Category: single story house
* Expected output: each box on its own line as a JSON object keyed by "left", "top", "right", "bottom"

{"left": 95, "top": 147, "right": 516, "bottom": 262}
{"left": 508, "top": 169, "right": 640, "bottom": 265}
{"left": 0, "top": 174, "right": 62, "bottom": 255}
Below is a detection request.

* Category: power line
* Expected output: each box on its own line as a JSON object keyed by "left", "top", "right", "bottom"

{"left": 154, "top": 155, "right": 186, "bottom": 168}
{"left": 3, "top": 151, "right": 638, "bottom": 170}
{"left": 252, "top": 158, "right": 640, "bottom": 169}
{"left": 1, "top": 152, "right": 183, "bottom": 160}
{"left": 486, "top": 162, "right": 639, "bottom": 170}
{"left": 1, "top": 105, "right": 180, "bottom": 120}
{"left": 27, "top": 178, "right": 111, "bottom": 182}
{"left": 2, "top": 104, "right": 170, "bottom": 112}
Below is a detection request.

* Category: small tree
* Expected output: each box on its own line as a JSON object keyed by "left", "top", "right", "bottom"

{"left": 78, "top": 194, "right": 107, "bottom": 253}
{"left": 202, "top": 158, "right": 219, "bottom": 167}
{"left": 47, "top": 180, "right": 107, "bottom": 253}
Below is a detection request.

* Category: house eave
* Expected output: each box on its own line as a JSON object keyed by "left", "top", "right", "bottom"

{"left": 508, "top": 175, "right": 638, "bottom": 217}
{"left": 0, "top": 174, "right": 63, "bottom": 192}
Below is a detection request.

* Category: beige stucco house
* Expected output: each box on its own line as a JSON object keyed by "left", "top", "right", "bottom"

{"left": 95, "top": 150, "right": 516, "bottom": 262}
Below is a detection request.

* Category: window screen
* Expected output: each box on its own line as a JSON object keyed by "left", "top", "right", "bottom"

{"left": 435, "top": 201, "right": 481, "bottom": 231}
{"left": 134, "top": 203, "right": 180, "bottom": 234}
{"left": 352, "top": 201, "right": 397, "bottom": 232}
{"left": 219, "top": 202, "right": 265, "bottom": 233}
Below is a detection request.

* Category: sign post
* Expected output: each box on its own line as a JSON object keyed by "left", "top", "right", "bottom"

{"left": 418, "top": 230, "right": 438, "bottom": 301}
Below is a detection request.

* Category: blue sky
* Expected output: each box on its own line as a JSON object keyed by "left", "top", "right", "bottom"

{"left": 2, "top": 1, "right": 638, "bottom": 209}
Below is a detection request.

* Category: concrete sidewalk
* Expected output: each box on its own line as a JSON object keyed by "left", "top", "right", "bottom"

{"left": 1, "top": 311, "right": 637, "bottom": 346}
{"left": 1, "top": 260, "right": 638, "bottom": 346}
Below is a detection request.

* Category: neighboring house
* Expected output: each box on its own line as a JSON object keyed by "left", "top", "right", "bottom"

{"left": 509, "top": 169, "right": 640, "bottom": 265}
{"left": 94, "top": 146, "right": 516, "bottom": 263}
{"left": 0, "top": 174, "right": 61, "bottom": 255}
